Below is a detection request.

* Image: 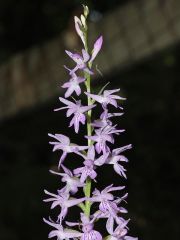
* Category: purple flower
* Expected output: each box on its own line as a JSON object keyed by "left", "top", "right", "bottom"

{"left": 43, "top": 218, "right": 82, "bottom": 240}
{"left": 80, "top": 214, "right": 102, "bottom": 240}
{"left": 85, "top": 89, "right": 125, "bottom": 109}
{"left": 48, "top": 133, "right": 88, "bottom": 167}
{"left": 50, "top": 164, "right": 84, "bottom": 194}
{"left": 73, "top": 146, "right": 108, "bottom": 183}
{"left": 55, "top": 97, "right": 96, "bottom": 133}
{"left": 90, "top": 185, "right": 127, "bottom": 219}
{"left": 65, "top": 36, "right": 103, "bottom": 75}
{"left": 106, "top": 217, "right": 138, "bottom": 240}
{"left": 95, "top": 144, "right": 132, "bottom": 178}
{"left": 61, "top": 72, "right": 85, "bottom": 98}
{"left": 92, "top": 109, "right": 123, "bottom": 128}
{"left": 86, "top": 125, "right": 125, "bottom": 154}
{"left": 65, "top": 49, "right": 93, "bottom": 75}
{"left": 44, "top": 190, "right": 85, "bottom": 224}
{"left": 73, "top": 160, "right": 97, "bottom": 183}
{"left": 66, "top": 213, "right": 102, "bottom": 240}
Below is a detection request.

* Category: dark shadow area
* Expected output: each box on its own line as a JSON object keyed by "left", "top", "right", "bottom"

{"left": 0, "top": 0, "right": 130, "bottom": 63}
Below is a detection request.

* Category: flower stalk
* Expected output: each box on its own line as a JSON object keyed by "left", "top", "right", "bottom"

{"left": 83, "top": 13, "right": 93, "bottom": 217}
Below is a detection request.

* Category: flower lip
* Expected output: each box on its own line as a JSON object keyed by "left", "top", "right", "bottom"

{"left": 84, "top": 159, "right": 94, "bottom": 167}
{"left": 82, "top": 223, "right": 94, "bottom": 233}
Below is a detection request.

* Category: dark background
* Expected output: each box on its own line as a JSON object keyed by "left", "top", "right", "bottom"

{"left": 0, "top": 1, "right": 180, "bottom": 240}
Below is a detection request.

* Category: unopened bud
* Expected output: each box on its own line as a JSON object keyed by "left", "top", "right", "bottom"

{"left": 83, "top": 5, "right": 89, "bottom": 18}
{"left": 81, "top": 14, "right": 86, "bottom": 28}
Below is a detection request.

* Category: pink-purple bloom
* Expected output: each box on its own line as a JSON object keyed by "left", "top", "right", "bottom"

{"left": 50, "top": 164, "right": 84, "bottom": 194}
{"left": 43, "top": 218, "right": 82, "bottom": 240}
{"left": 48, "top": 133, "right": 88, "bottom": 167}
{"left": 95, "top": 145, "right": 132, "bottom": 178}
{"left": 44, "top": 190, "right": 85, "bottom": 224}
{"left": 55, "top": 97, "right": 96, "bottom": 133}
{"left": 62, "top": 72, "right": 85, "bottom": 98}
{"left": 66, "top": 213, "right": 102, "bottom": 240}
{"left": 92, "top": 109, "right": 123, "bottom": 128}
{"left": 65, "top": 49, "right": 93, "bottom": 75}
{"left": 106, "top": 217, "right": 138, "bottom": 240}
{"left": 86, "top": 125, "right": 125, "bottom": 154}
{"left": 85, "top": 89, "right": 125, "bottom": 109}
{"left": 65, "top": 35, "right": 103, "bottom": 75}
{"left": 90, "top": 185, "right": 126, "bottom": 217}
{"left": 44, "top": 6, "right": 137, "bottom": 240}
{"left": 73, "top": 146, "right": 108, "bottom": 183}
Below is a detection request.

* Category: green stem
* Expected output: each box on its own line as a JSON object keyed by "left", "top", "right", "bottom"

{"left": 83, "top": 25, "right": 92, "bottom": 217}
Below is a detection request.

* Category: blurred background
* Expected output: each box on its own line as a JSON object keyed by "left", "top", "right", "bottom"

{"left": 0, "top": 0, "right": 180, "bottom": 239}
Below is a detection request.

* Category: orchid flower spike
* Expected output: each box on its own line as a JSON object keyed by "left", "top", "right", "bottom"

{"left": 44, "top": 6, "right": 138, "bottom": 240}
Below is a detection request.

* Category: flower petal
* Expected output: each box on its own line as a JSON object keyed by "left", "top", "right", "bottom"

{"left": 85, "top": 92, "right": 104, "bottom": 104}
{"left": 113, "top": 144, "right": 132, "bottom": 155}
{"left": 90, "top": 36, "right": 103, "bottom": 63}
{"left": 74, "top": 16, "right": 86, "bottom": 46}
{"left": 74, "top": 85, "right": 81, "bottom": 96}
{"left": 64, "top": 228, "right": 82, "bottom": 239}
{"left": 103, "top": 89, "right": 120, "bottom": 97}
{"left": 48, "top": 134, "right": 70, "bottom": 145}
{"left": 87, "top": 145, "right": 95, "bottom": 160}
{"left": 124, "top": 236, "right": 138, "bottom": 240}
{"left": 106, "top": 185, "right": 125, "bottom": 193}
{"left": 65, "top": 50, "right": 83, "bottom": 63}
{"left": 59, "top": 97, "right": 75, "bottom": 107}
{"left": 43, "top": 218, "right": 59, "bottom": 229}
{"left": 48, "top": 230, "right": 59, "bottom": 238}
{"left": 80, "top": 104, "right": 96, "bottom": 113}
{"left": 66, "top": 197, "right": 85, "bottom": 207}
{"left": 113, "top": 163, "right": 127, "bottom": 178}
{"left": 106, "top": 215, "right": 114, "bottom": 234}
{"left": 65, "top": 86, "right": 75, "bottom": 98}
{"left": 82, "top": 49, "right": 90, "bottom": 62}
{"left": 94, "top": 152, "right": 109, "bottom": 166}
